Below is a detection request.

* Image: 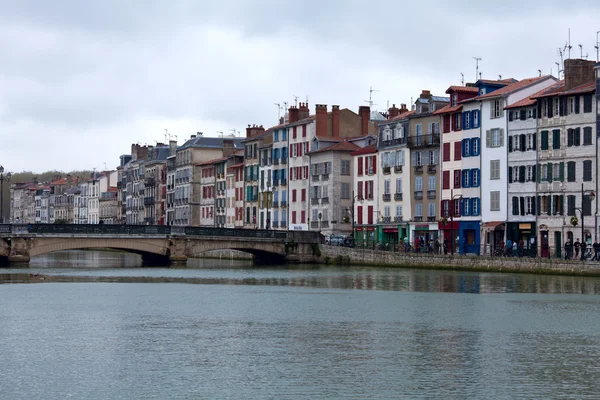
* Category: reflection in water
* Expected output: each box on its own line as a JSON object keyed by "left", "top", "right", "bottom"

{"left": 2, "top": 250, "right": 600, "bottom": 399}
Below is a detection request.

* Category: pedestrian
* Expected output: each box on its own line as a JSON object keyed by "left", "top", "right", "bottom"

{"left": 565, "top": 239, "right": 573, "bottom": 260}
{"left": 435, "top": 238, "right": 441, "bottom": 254}
{"left": 530, "top": 236, "right": 536, "bottom": 258}
{"left": 581, "top": 240, "right": 588, "bottom": 261}
{"left": 574, "top": 238, "right": 581, "bottom": 259}
{"left": 512, "top": 240, "right": 518, "bottom": 257}
{"left": 506, "top": 238, "right": 512, "bottom": 257}
{"left": 592, "top": 240, "right": 600, "bottom": 261}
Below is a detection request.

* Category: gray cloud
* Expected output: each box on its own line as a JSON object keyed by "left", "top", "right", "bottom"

{"left": 0, "top": 0, "right": 599, "bottom": 172}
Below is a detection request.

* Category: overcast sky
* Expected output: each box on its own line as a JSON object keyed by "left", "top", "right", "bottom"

{"left": 1, "top": 0, "right": 599, "bottom": 173}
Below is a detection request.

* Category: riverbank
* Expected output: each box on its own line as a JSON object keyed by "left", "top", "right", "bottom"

{"left": 321, "top": 246, "right": 600, "bottom": 277}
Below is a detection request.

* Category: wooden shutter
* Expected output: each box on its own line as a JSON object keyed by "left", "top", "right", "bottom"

{"left": 454, "top": 141, "right": 462, "bottom": 160}
{"left": 486, "top": 130, "right": 491, "bottom": 147}
{"left": 559, "top": 162, "right": 564, "bottom": 182}
{"left": 547, "top": 163, "right": 553, "bottom": 182}
{"left": 532, "top": 164, "right": 536, "bottom": 182}
{"left": 519, "top": 166, "right": 526, "bottom": 183}
{"left": 520, "top": 197, "right": 526, "bottom": 216}
{"left": 372, "top": 156, "right": 377, "bottom": 174}
{"left": 508, "top": 136, "right": 513, "bottom": 152}
{"left": 508, "top": 167, "right": 513, "bottom": 183}
{"left": 567, "top": 129, "right": 574, "bottom": 146}
{"left": 547, "top": 99, "right": 553, "bottom": 118}
{"left": 442, "top": 171, "right": 450, "bottom": 189}
{"left": 575, "top": 95, "right": 580, "bottom": 113}
{"left": 357, "top": 181, "right": 363, "bottom": 199}
{"left": 358, "top": 157, "right": 363, "bottom": 176}
{"left": 443, "top": 142, "right": 451, "bottom": 161}
{"left": 584, "top": 127, "right": 592, "bottom": 145}
{"left": 574, "top": 127, "right": 581, "bottom": 146}
{"left": 541, "top": 130, "right": 548, "bottom": 150}
{"left": 499, "top": 129, "right": 504, "bottom": 147}
{"left": 520, "top": 134, "right": 526, "bottom": 152}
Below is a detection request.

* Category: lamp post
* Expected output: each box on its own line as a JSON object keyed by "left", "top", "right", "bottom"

{"left": 347, "top": 191, "right": 362, "bottom": 241}
{"left": 449, "top": 189, "right": 463, "bottom": 256}
{"left": 576, "top": 183, "right": 595, "bottom": 260}
{"left": 0, "top": 165, "right": 12, "bottom": 224}
{"left": 264, "top": 185, "right": 272, "bottom": 230}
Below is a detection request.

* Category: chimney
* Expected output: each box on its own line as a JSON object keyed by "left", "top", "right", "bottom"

{"left": 388, "top": 103, "right": 400, "bottom": 120}
{"left": 169, "top": 140, "right": 177, "bottom": 156}
{"left": 223, "top": 139, "right": 235, "bottom": 157}
{"left": 288, "top": 106, "right": 299, "bottom": 124}
{"left": 298, "top": 102, "right": 310, "bottom": 120}
{"left": 190, "top": 134, "right": 196, "bottom": 139}
{"left": 399, "top": 103, "right": 408, "bottom": 113}
{"left": 420, "top": 90, "right": 431, "bottom": 99}
{"left": 564, "top": 59, "right": 595, "bottom": 91}
{"left": 245, "top": 124, "right": 265, "bottom": 138}
{"left": 332, "top": 105, "right": 340, "bottom": 137}
{"left": 315, "top": 104, "right": 328, "bottom": 137}
{"left": 359, "top": 105, "right": 370, "bottom": 136}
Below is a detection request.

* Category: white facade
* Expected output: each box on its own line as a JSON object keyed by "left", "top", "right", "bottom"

{"left": 287, "top": 120, "right": 314, "bottom": 231}
{"left": 258, "top": 146, "right": 273, "bottom": 229}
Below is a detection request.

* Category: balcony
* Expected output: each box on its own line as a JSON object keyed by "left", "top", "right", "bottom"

{"left": 281, "top": 158, "right": 287, "bottom": 165}
{"left": 321, "top": 197, "right": 329, "bottom": 204}
{"left": 311, "top": 198, "right": 319, "bottom": 205}
{"left": 407, "top": 134, "right": 441, "bottom": 148}
{"left": 272, "top": 201, "right": 279, "bottom": 208}
{"left": 144, "top": 177, "right": 156, "bottom": 187}
{"left": 391, "top": 138, "right": 407, "bottom": 146}
{"left": 427, "top": 216, "right": 437, "bottom": 222}
{"left": 383, "top": 166, "right": 391, "bottom": 175}
{"left": 280, "top": 179, "right": 287, "bottom": 186}
{"left": 281, "top": 201, "right": 287, "bottom": 208}
{"left": 311, "top": 221, "right": 319, "bottom": 229}
{"left": 414, "top": 165, "right": 423, "bottom": 174}
{"left": 383, "top": 194, "right": 391, "bottom": 202}
{"left": 427, "top": 190, "right": 436, "bottom": 199}
{"left": 414, "top": 191, "right": 423, "bottom": 200}
{"left": 312, "top": 174, "right": 320, "bottom": 181}
{"left": 144, "top": 197, "right": 155, "bottom": 206}
{"left": 382, "top": 216, "right": 392, "bottom": 223}
{"left": 394, "top": 193, "right": 403, "bottom": 201}
{"left": 427, "top": 165, "right": 436, "bottom": 174}
{"left": 394, "top": 165, "right": 403, "bottom": 173}
{"left": 322, "top": 173, "right": 329, "bottom": 181}
{"left": 272, "top": 221, "right": 279, "bottom": 228}
{"left": 280, "top": 221, "right": 287, "bottom": 228}
{"left": 414, "top": 216, "right": 423, "bottom": 222}
{"left": 394, "top": 216, "right": 403, "bottom": 223}
{"left": 273, "top": 158, "right": 280, "bottom": 165}
{"left": 321, "top": 221, "right": 329, "bottom": 228}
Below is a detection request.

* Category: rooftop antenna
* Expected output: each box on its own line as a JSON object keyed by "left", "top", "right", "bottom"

{"left": 567, "top": 28, "right": 572, "bottom": 59}
{"left": 579, "top": 44, "right": 583, "bottom": 58}
{"left": 473, "top": 57, "right": 482, "bottom": 81}
{"left": 103, "top": 162, "right": 107, "bottom": 171}
{"left": 217, "top": 130, "right": 224, "bottom": 138}
{"left": 460, "top": 72, "right": 464, "bottom": 85}
{"left": 594, "top": 31, "right": 600, "bottom": 62}
{"left": 479, "top": 72, "right": 482, "bottom": 80}
{"left": 364, "top": 86, "right": 379, "bottom": 108}
{"left": 274, "top": 102, "right": 282, "bottom": 120}
{"left": 305, "top": 95, "right": 309, "bottom": 105}
{"left": 292, "top": 95, "right": 299, "bottom": 106}
{"left": 538, "top": 69, "right": 542, "bottom": 77}
{"left": 164, "top": 128, "right": 169, "bottom": 142}
{"left": 558, "top": 47, "right": 566, "bottom": 78}
{"left": 229, "top": 129, "right": 240, "bottom": 137}
{"left": 498, "top": 74, "right": 502, "bottom": 80}
{"left": 555, "top": 62, "right": 562, "bottom": 79}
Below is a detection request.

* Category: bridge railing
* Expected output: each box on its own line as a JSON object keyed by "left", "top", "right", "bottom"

{"left": 23, "top": 224, "right": 172, "bottom": 235}
{"left": 184, "top": 226, "right": 287, "bottom": 239}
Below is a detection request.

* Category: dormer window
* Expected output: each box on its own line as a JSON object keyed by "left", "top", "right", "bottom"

{"left": 452, "top": 94, "right": 458, "bottom": 106}
{"left": 481, "top": 88, "right": 487, "bottom": 95}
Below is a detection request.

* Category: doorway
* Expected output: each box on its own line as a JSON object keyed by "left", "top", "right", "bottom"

{"left": 540, "top": 230, "right": 549, "bottom": 257}
{"left": 554, "top": 231, "right": 562, "bottom": 258}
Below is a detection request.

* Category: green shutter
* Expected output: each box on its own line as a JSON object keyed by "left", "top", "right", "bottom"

{"left": 537, "top": 164, "right": 541, "bottom": 183}
{"left": 541, "top": 130, "right": 549, "bottom": 150}
{"left": 547, "top": 162, "right": 553, "bottom": 182}
{"left": 559, "top": 162, "right": 564, "bottom": 182}
{"left": 552, "top": 129, "right": 561, "bottom": 149}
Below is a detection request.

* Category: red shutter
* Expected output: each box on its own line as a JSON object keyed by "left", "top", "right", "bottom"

{"left": 372, "top": 156, "right": 377, "bottom": 174}
{"left": 304, "top": 166, "right": 308, "bottom": 179}
{"left": 292, "top": 189, "right": 297, "bottom": 202}
{"left": 290, "top": 144, "right": 293, "bottom": 158}
{"left": 292, "top": 211, "right": 297, "bottom": 224}
{"left": 358, "top": 181, "right": 363, "bottom": 199}
{"left": 302, "top": 125, "right": 307, "bottom": 137}
{"left": 364, "top": 157, "right": 369, "bottom": 175}
{"left": 368, "top": 205, "right": 374, "bottom": 225}
{"left": 301, "top": 189, "right": 306, "bottom": 201}
{"left": 301, "top": 211, "right": 306, "bottom": 223}
{"left": 358, "top": 157, "right": 363, "bottom": 176}
{"left": 443, "top": 142, "right": 451, "bottom": 162}
{"left": 454, "top": 141, "right": 462, "bottom": 161}
{"left": 442, "top": 170, "right": 450, "bottom": 189}
{"left": 293, "top": 126, "right": 297, "bottom": 139}
{"left": 443, "top": 115, "right": 450, "bottom": 133}
{"left": 357, "top": 206, "right": 363, "bottom": 225}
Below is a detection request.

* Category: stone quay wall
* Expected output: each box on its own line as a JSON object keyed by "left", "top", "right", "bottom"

{"left": 320, "top": 246, "right": 600, "bottom": 277}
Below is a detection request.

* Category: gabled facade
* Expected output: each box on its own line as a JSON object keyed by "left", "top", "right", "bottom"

{"left": 242, "top": 125, "right": 270, "bottom": 228}
{"left": 271, "top": 125, "right": 288, "bottom": 230}
{"left": 352, "top": 145, "right": 378, "bottom": 245}
{"left": 258, "top": 142, "right": 273, "bottom": 229}
{"left": 408, "top": 90, "right": 448, "bottom": 243}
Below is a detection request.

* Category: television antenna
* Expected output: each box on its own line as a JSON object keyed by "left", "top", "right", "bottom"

{"left": 364, "top": 86, "right": 379, "bottom": 108}
{"left": 538, "top": 69, "right": 542, "bottom": 77}
{"left": 217, "top": 130, "right": 224, "bottom": 138}
{"left": 460, "top": 72, "right": 464, "bottom": 85}
{"left": 292, "top": 95, "right": 299, "bottom": 106}
{"left": 555, "top": 62, "right": 563, "bottom": 79}
{"left": 473, "top": 57, "right": 482, "bottom": 81}
{"left": 274, "top": 102, "right": 282, "bottom": 120}
{"left": 595, "top": 31, "right": 600, "bottom": 62}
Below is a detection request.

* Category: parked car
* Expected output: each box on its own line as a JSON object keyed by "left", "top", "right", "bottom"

{"left": 326, "top": 235, "right": 345, "bottom": 246}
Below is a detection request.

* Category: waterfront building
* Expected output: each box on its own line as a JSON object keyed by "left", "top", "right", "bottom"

{"left": 530, "top": 59, "right": 596, "bottom": 257}
{"left": 407, "top": 90, "right": 448, "bottom": 243}
{"left": 271, "top": 124, "right": 288, "bottom": 230}
{"left": 10, "top": 182, "right": 38, "bottom": 224}
{"left": 465, "top": 75, "right": 557, "bottom": 252}
{"left": 351, "top": 145, "right": 378, "bottom": 246}
{"left": 229, "top": 161, "right": 245, "bottom": 228}
{"left": 437, "top": 85, "right": 480, "bottom": 253}
{"left": 213, "top": 157, "right": 228, "bottom": 228}
{"left": 376, "top": 104, "right": 413, "bottom": 245}
{"left": 242, "top": 125, "right": 269, "bottom": 228}
{"left": 258, "top": 141, "right": 273, "bottom": 229}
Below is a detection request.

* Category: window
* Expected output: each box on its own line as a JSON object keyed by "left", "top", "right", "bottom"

{"left": 567, "top": 195, "right": 576, "bottom": 216}
{"left": 454, "top": 141, "right": 462, "bottom": 160}
{"left": 554, "top": 98, "right": 559, "bottom": 116}
{"left": 442, "top": 171, "right": 450, "bottom": 190}
{"left": 473, "top": 110, "right": 479, "bottom": 127}
{"left": 491, "top": 99, "right": 502, "bottom": 118}
{"left": 395, "top": 150, "right": 405, "bottom": 166}
{"left": 471, "top": 138, "right": 479, "bottom": 156}
{"left": 428, "top": 203, "right": 436, "bottom": 217}
{"left": 414, "top": 152, "right": 423, "bottom": 166}
{"left": 415, "top": 204, "right": 423, "bottom": 217}
{"left": 472, "top": 198, "right": 480, "bottom": 216}
{"left": 443, "top": 142, "right": 451, "bottom": 161}
{"left": 490, "top": 191, "right": 500, "bottom": 211}
{"left": 415, "top": 177, "right": 423, "bottom": 191}
{"left": 490, "top": 160, "right": 500, "bottom": 180}
{"left": 583, "top": 94, "right": 593, "bottom": 113}
{"left": 583, "top": 160, "right": 592, "bottom": 181}
{"left": 428, "top": 176, "right": 436, "bottom": 191}
{"left": 463, "top": 198, "right": 471, "bottom": 216}
{"left": 396, "top": 205, "right": 402, "bottom": 218}
{"left": 341, "top": 160, "right": 350, "bottom": 175}
{"left": 384, "top": 179, "right": 391, "bottom": 195}
{"left": 567, "top": 161, "right": 576, "bottom": 182}
{"left": 472, "top": 169, "right": 479, "bottom": 187}
{"left": 464, "top": 112, "right": 470, "bottom": 129}
{"left": 395, "top": 178, "right": 402, "bottom": 193}
{"left": 541, "top": 130, "right": 549, "bottom": 150}
{"left": 463, "top": 169, "right": 470, "bottom": 188}
{"left": 552, "top": 129, "right": 561, "bottom": 149}
{"left": 341, "top": 183, "right": 350, "bottom": 199}
{"left": 454, "top": 170, "right": 461, "bottom": 188}
{"left": 583, "top": 194, "right": 593, "bottom": 216}
{"left": 490, "top": 129, "right": 502, "bottom": 147}
{"left": 454, "top": 199, "right": 461, "bottom": 216}
{"left": 583, "top": 127, "right": 593, "bottom": 145}
{"left": 452, "top": 94, "right": 457, "bottom": 106}
{"left": 463, "top": 139, "right": 470, "bottom": 157}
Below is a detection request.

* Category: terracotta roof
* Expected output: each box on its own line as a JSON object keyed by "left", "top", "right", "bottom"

{"left": 465, "top": 76, "right": 554, "bottom": 102}
{"left": 195, "top": 156, "right": 228, "bottom": 167}
{"left": 432, "top": 104, "right": 462, "bottom": 115}
{"left": 50, "top": 178, "right": 68, "bottom": 185}
{"left": 504, "top": 84, "right": 557, "bottom": 109}
{"left": 350, "top": 144, "right": 377, "bottom": 156}
{"left": 445, "top": 86, "right": 479, "bottom": 94}
{"left": 309, "top": 140, "right": 359, "bottom": 155}
{"left": 229, "top": 163, "right": 244, "bottom": 169}
{"left": 530, "top": 80, "right": 595, "bottom": 99}
{"left": 108, "top": 187, "right": 118, "bottom": 192}
{"left": 478, "top": 78, "right": 517, "bottom": 85}
{"left": 388, "top": 110, "right": 415, "bottom": 122}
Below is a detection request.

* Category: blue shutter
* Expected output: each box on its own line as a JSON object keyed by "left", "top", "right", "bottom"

{"left": 462, "top": 112, "right": 466, "bottom": 130}
{"left": 462, "top": 139, "right": 466, "bottom": 157}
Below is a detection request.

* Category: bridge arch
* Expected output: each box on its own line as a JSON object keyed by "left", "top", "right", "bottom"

{"left": 185, "top": 238, "right": 288, "bottom": 264}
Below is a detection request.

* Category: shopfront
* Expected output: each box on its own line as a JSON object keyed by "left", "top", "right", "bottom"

{"left": 482, "top": 221, "right": 505, "bottom": 255}
{"left": 458, "top": 221, "right": 481, "bottom": 255}
{"left": 438, "top": 220, "right": 459, "bottom": 254}
{"left": 356, "top": 226, "right": 377, "bottom": 247}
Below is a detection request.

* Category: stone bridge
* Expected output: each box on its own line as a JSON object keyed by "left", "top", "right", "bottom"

{"left": 0, "top": 224, "right": 322, "bottom": 266}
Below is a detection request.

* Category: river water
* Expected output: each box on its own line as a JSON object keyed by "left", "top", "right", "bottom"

{"left": 2, "top": 250, "right": 600, "bottom": 399}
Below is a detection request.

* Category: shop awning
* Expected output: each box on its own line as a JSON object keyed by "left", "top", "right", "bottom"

{"left": 482, "top": 221, "right": 505, "bottom": 230}
{"left": 383, "top": 228, "right": 398, "bottom": 233}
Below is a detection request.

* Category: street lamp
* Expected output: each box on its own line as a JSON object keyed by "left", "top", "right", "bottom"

{"left": 0, "top": 165, "right": 12, "bottom": 224}
{"left": 449, "top": 188, "right": 463, "bottom": 256}
{"left": 346, "top": 191, "right": 362, "bottom": 241}
{"left": 264, "top": 185, "right": 272, "bottom": 230}
{"left": 575, "top": 183, "right": 595, "bottom": 260}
